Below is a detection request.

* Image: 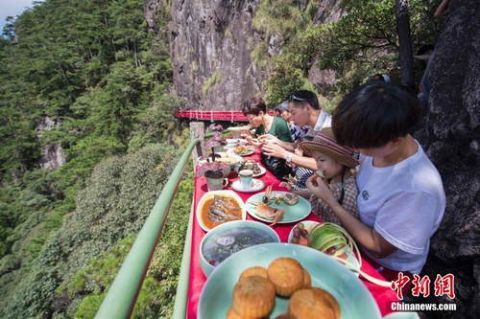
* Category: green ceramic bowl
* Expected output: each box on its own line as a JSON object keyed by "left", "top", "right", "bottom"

{"left": 198, "top": 243, "right": 381, "bottom": 319}
{"left": 199, "top": 220, "right": 280, "bottom": 277}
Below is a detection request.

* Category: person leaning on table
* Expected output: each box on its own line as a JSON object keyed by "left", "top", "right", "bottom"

{"left": 262, "top": 90, "right": 332, "bottom": 191}
{"left": 261, "top": 90, "right": 332, "bottom": 172}
{"left": 241, "top": 96, "right": 293, "bottom": 179}
{"left": 306, "top": 81, "right": 446, "bottom": 275}
{"left": 240, "top": 96, "right": 292, "bottom": 143}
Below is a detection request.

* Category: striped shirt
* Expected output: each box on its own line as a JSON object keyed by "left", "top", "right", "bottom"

{"left": 310, "top": 174, "right": 359, "bottom": 224}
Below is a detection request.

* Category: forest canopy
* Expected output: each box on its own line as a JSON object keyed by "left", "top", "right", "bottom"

{"left": 0, "top": 0, "right": 189, "bottom": 317}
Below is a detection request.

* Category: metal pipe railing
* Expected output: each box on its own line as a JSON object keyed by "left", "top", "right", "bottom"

{"left": 95, "top": 139, "right": 200, "bottom": 319}
{"left": 172, "top": 202, "right": 194, "bottom": 319}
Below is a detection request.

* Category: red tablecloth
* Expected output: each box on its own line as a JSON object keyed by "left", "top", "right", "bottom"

{"left": 186, "top": 150, "right": 399, "bottom": 318}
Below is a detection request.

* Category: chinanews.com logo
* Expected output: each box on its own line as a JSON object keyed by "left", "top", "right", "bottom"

{"left": 390, "top": 272, "right": 457, "bottom": 312}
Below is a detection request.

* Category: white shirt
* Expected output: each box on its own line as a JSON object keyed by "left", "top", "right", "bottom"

{"left": 356, "top": 142, "right": 446, "bottom": 274}
{"left": 313, "top": 110, "right": 332, "bottom": 131}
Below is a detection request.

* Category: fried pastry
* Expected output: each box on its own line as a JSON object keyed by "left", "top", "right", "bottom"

{"left": 303, "top": 269, "right": 311, "bottom": 288}
{"left": 267, "top": 257, "right": 304, "bottom": 297}
{"left": 288, "top": 288, "right": 340, "bottom": 319}
{"left": 226, "top": 307, "right": 243, "bottom": 319}
{"left": 231, "top": 276, "right": 276, "bottom": 318}
{"left": 240, "top": 266, "right": 269, "bottom": 281}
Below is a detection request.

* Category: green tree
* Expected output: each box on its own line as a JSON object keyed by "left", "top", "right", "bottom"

{"left": 252, "top": 0, "right": 442, "bottom": 98}
{"left": 0, "top": 0, "right": 188, "bottom": 317}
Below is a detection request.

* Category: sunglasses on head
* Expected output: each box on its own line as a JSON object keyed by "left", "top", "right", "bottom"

{"left": 289, "top": 94, "right": 307, "bottom": 103}
{"left": 303, "top": 135, "right": 314, "bottom": 141}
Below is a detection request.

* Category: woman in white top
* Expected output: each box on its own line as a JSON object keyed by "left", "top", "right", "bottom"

{"left": 306, "top": 82, "right": 446, "bottom": 275}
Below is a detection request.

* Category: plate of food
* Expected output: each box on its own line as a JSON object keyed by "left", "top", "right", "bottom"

{"left": 196, "top": 190, "right": 247, "bottom": 232}
{"left": 235, "top": 160, "right": 266, "bottom": 177}
{"left": 198, "top": 243, "right": 381, "bottom": 319}
{"left": 245, "top": 187, "right": 312, "bottom": 225}
{"left": 226, "top": 125, "right": 251, "bottom": 133}
{"left": 199, "top": 220, "right": 280, "bottom": 276}
{"left": 233, "top": 145, "right": 255, "bottom": 156}
{"left": 225, "top": 138, "right": 248, "bottom": 145}
{"left": 288, "top": 221, "right": 361, "bottom": 274}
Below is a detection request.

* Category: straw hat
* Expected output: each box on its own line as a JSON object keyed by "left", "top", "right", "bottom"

{"left": 300, "top": 128, "right": 359, "bottom": 168}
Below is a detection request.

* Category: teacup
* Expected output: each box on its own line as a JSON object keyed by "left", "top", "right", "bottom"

{"left": 205, "top": 171, "right": 229, "bottom": 191}
{"left": 206, "top": 177, "right": 229, "bottom": 191}
{"left": 239, "top": 169, "right": 253, "bottom": 189}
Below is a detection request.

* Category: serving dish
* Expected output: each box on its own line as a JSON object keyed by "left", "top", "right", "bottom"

{"left": 196, "top": 190, "right": 246, "bottom": 232}
{"left": 199, "top": 220, "right": 280, "bottom": 276}
{"left": 198, "top": 243, "right": 381, "bottom": 319}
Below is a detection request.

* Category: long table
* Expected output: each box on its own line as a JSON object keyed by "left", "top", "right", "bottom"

{"left": 186, "top": 149, "right": 399, "bottom": 318}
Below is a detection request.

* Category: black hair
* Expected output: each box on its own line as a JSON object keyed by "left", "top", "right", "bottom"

{"left": 366, "top": 73, "right": 391, "bottom": 85}
{"left": 241, "top": 96, "right": 267, "bottom": 116}
{"left": 370, "top": 74, "right": 384, "bottom": 82}
{"left": 416, "top": 44, "right": 434, "bottom": 55}
{"left": 288, "top": 90, "right": 320, "bottom": 110}
{"left": 332, "top": 82, "right": 422, "bottom": 148}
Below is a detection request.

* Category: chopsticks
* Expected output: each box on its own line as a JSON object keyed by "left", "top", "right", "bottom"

{"left": 262, "top": 185, "right": 273, "bottom": 203}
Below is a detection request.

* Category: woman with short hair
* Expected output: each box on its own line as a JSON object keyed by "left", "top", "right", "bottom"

{"left": 241, "top": 97, "right": 292, "bottom": 179}
{"left": 241, "top": 96, "right": 292, "bottom": 143}
{"left": 307, "top": 82, "right": 446, "bottom": 275}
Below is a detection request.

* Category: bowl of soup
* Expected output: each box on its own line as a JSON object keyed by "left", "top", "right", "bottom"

{"left": 196, "top": 190, "right": 246, "bottom": 232}
{"left": 200, "top": 220, "right": 280, "bottom": 276}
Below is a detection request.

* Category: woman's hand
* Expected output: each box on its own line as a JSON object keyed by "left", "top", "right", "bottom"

{"left": 262, "top": 142, "right": 287, "bottom": 159}
{"left": 294, "top": 147, "right": 303, "bottom": 156}
{"left": 258, "top": 134, "right": 280, "bottom": 145}
{"left": 279, "top": 181, "right": 292, "bottom": 191}
{"left": 240, "top": 130, "right": 252, "bottom": 139}
{"left": 243, "top": 134, "right": 254, "bottom": 144}
{"left": 305, "top": 175, "right": 336, "bottom": 205}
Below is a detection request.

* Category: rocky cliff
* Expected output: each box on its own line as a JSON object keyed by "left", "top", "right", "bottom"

{"left": 35, "top": 116, "right": 66, "bottom": 170}
{"left": 169, "top": 0, "right": 263, "bottom": 110}
{"left": 417, "top": 0, "right": 480, "bottom": 317}
{"left": 163, "top": 0, "right": 341, "bottom": 110}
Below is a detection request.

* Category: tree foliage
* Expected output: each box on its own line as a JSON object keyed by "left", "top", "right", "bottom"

{"left": 252, "top": 0, "right": 443, "bottom": 105}
{"left": 0, "top": 0, "right": 190, "bottom": 317}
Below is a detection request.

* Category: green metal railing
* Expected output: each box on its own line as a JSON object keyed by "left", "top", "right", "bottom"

{"left": 95, "top": 139, "right": 200, "bottom": 319}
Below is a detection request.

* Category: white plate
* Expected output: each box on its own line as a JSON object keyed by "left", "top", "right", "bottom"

{"left": 226, "top": 125, "right": 250, "bottom": 132}
{"left": 231, "top": 178, "right": 266, "bottom": 193}
{"left": 235, "top": 162, "right": 266, "bottom": 178}
{"left": 252, "top": 165, "right": 266, "bottom": 177}
{"left": 233, "top": 147, "right": 255, "bottom": 157}
{"left": 287, "top": 220, "right": 321, "bottom": 243}
{"left": 225, "top": 138, "right": 248, "bottom": 145}
{"left": 196, "top": 190, "right": 247, "bottom": 232}
{"left": 288, "top": 221, "right": 361, "bottom": 275}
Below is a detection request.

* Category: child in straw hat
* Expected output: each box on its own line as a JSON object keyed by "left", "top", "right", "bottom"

{"left": 300, "top": 127, "right": 359, "bottom": 225}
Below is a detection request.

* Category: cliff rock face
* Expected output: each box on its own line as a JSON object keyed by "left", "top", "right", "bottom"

{"left": 35, "top": 117, "right": 66, "bottom": 170}
{"left": 169, "top": 0, "right": 263, "bottom": 110}
{"left": 167, "top": 0, "right": 342, "bottom": 109}
{"left": 418, "top": 0, "right": 480, "bottom": 317}
{"left": 144, "top": 0, "right": 163, "bottom": 32}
